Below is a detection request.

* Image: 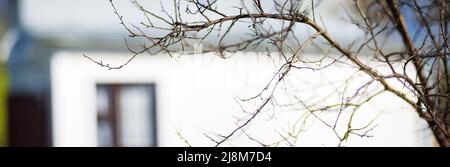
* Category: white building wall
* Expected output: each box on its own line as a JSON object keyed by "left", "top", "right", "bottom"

{"left": 51, "top": 51, "right": 434, "bottom": 147}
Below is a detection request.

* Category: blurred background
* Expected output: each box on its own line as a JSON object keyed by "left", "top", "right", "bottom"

{"left": 0, "top": 0, "right": 9, "bottom": 147}
{"left": 0, "top": 0, "right": 435, "bottom": 147}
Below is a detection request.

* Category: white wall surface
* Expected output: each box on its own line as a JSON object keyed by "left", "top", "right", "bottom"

{"left": 51, "top": 51, "right": 434, "bottom": 147}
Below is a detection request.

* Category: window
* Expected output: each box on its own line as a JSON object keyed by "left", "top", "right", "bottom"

{"left": 96, "top": 84, "right": 157, "bottom": 147}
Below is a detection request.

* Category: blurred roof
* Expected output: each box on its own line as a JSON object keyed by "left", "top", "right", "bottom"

{"left": 18, "top": 0, "right": 364, "bottom": 49}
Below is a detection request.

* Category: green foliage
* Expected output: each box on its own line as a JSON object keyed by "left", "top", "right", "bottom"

{"left": 0, "top": 20, "right": 7, "bottom": 146}
{"left": 0, "top": 64, "right": 6, "bottom": 147}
